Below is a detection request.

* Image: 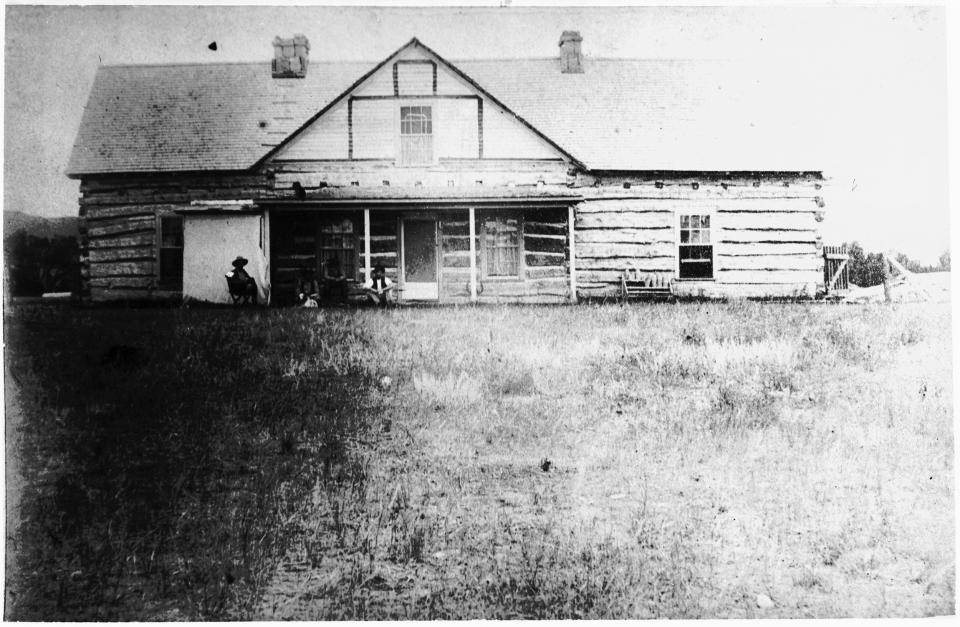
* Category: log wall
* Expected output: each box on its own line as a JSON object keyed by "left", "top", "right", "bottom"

{"left": 77, "top": 170, "right": 825, "bottom": 303}
{"left": 572, "top": 179, "right": 825, "bottom": 299}
{"left": 438, "top": 208, "right": 570, "bottom": 304}
{"left": 78, "top": 173, "right": 275, "bottom": 301}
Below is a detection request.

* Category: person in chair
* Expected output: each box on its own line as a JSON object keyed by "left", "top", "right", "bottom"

{"left": 363, "top": 264, "right": 395, "bottom": 307}
{"left": 226, "top": 256, "right": 258, "bottom": 305}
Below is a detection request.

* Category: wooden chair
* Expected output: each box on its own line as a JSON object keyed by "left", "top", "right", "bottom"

{"left": 225, "top": 273, "right": 257, "bottom": 305}
{"left": 621, "top": 266, "right": 673, "bottom": 302}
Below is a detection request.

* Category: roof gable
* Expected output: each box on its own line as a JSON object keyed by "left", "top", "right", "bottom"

{"left": 263, "top": 38, "right": 578, "bottom": 167}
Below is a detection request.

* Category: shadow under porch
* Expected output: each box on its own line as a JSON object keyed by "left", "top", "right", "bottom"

{"left": 266, "top": 201, "right": 577, "bottom": 307}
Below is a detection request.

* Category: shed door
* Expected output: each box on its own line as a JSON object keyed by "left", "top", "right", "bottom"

{"left": 402, "top": 218, "right": 439, "bottom": 300}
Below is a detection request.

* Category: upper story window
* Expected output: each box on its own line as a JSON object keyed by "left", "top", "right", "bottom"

{"left": 678, "top": 214, "right": 713, "bottom": 279}
{"left": 400, "top": 105, "right": 433, "bottom": 166}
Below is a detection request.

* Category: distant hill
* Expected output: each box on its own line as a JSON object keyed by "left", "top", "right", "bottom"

{"left": 4, "top": 210, "right": 80, "bottom": 240}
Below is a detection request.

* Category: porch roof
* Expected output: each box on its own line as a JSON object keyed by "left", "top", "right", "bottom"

{"left": 262, "top": 186, "right": 581, "bottom": 207}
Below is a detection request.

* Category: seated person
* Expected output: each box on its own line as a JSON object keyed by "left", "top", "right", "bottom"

{"left": 226, "top": 255, "right": 258, "bottom": 304}
{"left": 322, "top": 258, "right": 348, "bottom": 304}
{"left": 295, "top": 266, "right": 320, "bottom": 307}
{"left": 363, "top": 264, "right": 395, "bottom": 306}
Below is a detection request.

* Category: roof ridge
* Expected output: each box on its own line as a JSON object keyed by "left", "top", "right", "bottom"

{"left": 98, "top": 59, "right": 376, "bottom": 69}
{"left": 100, "top": 56, "right": 717, "bottom": 70}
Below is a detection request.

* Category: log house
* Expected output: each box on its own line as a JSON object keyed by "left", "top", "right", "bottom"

{"left": 67, "top": 33, "right": 827, "bottom": 304}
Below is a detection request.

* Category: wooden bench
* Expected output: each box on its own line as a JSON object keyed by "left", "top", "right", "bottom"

{"left": 621, "top": 269, "right": 674, "bottom": 302}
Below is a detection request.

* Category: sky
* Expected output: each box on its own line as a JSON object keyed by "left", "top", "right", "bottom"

{"left": 2, "top": 3, "right": 951, "bottom": 263}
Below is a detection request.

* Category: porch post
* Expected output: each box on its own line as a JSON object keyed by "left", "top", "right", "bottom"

{"left": 568, "top": 204, "right": 578, "bottom": 303}
{"left": 469, "top": 207, "right": 477, "bottom": 302}
{"left": 363, "top": 208, "right": 372, "bottom": 281}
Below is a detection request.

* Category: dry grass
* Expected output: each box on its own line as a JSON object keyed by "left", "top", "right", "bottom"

{"left": 4, "top": 300, "right": 954, "bottom": 619}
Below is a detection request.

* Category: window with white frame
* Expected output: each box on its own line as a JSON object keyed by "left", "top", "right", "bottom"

{"left": 678, "top": 214, "right": 713, "bottom": 279}
{"left": 482, "top": 215, "right": 521, "bottom": 278}
{"left": 400, "top": 105, "right": 433, "bottom": 165}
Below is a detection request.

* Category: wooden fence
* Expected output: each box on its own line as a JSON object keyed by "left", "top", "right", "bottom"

{"left": 823, "top": 244, "right": 849, "bottom": 293}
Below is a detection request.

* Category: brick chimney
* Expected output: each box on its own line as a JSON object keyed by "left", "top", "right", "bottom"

{"left": 272, "top": 34, "right": 309, "bottom": 78}
{"left": 559, "top": 30, "right": 583, "bottom": 74}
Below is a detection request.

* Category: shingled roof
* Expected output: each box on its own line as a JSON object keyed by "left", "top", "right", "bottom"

{"left": 67, "top": 41, "right": 822, "bottom": 177}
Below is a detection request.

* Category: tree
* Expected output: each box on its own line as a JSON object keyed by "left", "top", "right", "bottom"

{"left": 938, "top": 249, "right": 950, "bottom": 272}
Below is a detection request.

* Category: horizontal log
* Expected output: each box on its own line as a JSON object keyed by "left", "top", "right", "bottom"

{"left": 525, "top": 237, "right": 566, "bottom": 254}
{"left": 87, "top": 216, "right": 156, "bottom": 238}
{"left": 716, "top": 254, "right": 821, "bottom": 271}
{"left": 716, "top": 211, "right": 816, "bottom": 231}
{"left": 526, "top": 266, "right": 567, "bottom": 279}
{"left": 526, "top": 252, "right": 566, "bottom": 267}
{"left": 576, "top": 228, "right": 674, "bottom": 244}
{"left": 88, "top": 246, "right": 156, "bottom": 263}
{"left": 524, "top": 221, "right": 566, "bottom": 235}
{"left": 719, "top": 230, "right": 818, "bottom": 244}
{"left": 577, "top": 242, "right": 675, "bottom": 258}
{"left": 577, "top": 269, "right": 676, "bottom": 285}
{"left": 479, "top": 277, "right": 569, "bottom": 297}
{"left": 576, "top": 257, "right": 675, "bottom": 272}
{"left": 88, "top": 260, "right": 155, "bottom": 277}
{"left": 89, "top": 287, "right": 157, "bottom": 301}
{"left": 717, "top": 269, "right": 822, "bottom": 284}
{"left": 577, "top": 199, "right": 673, "bottom": 214}
{"left": 718, "top": 243, "right": 817, "bottom": 256}
{"left": 88, "top": 276, "right": 156, "bottom": 289}
{"left": 576, "top": 188, "right": 821, "bottom": 202}
{"left": 523, "top": 232, "right": 566, "bottom": 240}
{"left": 85, "top": 204, "right": 171, "bottom": 221}
{"left": 86, "top": 232, "right": 155, "bottom": 249}
{"left": 577, "top": 212, "right": 674, "bottom": 230}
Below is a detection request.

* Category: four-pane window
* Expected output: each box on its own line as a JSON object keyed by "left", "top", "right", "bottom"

{"left": 400, "top": 106, "right": 433, "bottom": 165}
{"left": 678, "top": 214, "right": 713, "bottom": 279}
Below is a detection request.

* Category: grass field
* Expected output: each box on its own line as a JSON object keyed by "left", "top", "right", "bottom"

{"left": 3, "top": 300, "right": 954, "bottom": 619}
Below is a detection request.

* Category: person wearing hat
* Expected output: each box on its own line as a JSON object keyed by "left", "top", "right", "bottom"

{"left": 226, "top": 255, "right": 258, "bottom": 304}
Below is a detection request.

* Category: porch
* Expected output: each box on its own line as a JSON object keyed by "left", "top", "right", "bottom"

{"left": 267, "top": 199, "right": 579, "bottom": 306}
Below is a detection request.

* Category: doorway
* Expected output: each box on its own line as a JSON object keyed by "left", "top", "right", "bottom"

{"left": 401, "top": 217, "right": 439, "bottom": 301}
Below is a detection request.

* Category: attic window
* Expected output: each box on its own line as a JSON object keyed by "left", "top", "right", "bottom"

{"left": 258, "top": 120, "right": 268, "bottom": 128}
{"left": 400, "top": 106, "right": 433, "bottom": 166}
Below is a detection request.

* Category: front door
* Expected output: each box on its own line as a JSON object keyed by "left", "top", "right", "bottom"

{"left": 402, "top": 218, "right": 439, "bottom": 300}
